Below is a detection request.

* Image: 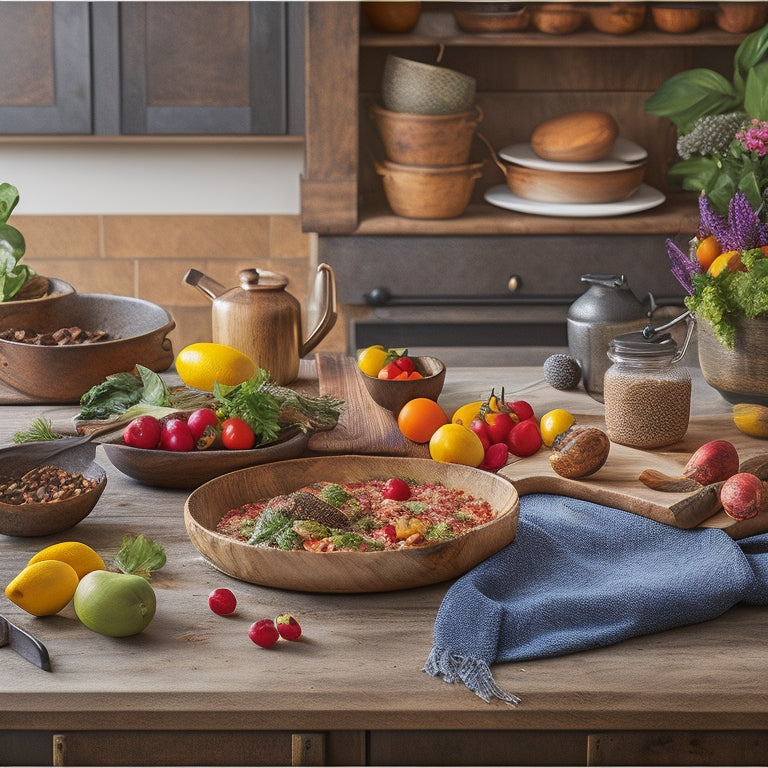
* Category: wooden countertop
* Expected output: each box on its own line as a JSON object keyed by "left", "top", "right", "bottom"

{"left": 1, "top": 362, "right": 767, "bottom": 739}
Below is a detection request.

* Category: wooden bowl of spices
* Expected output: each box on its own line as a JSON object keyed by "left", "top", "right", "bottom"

{"left": 184, "top": 454, "right": 520, "bottom": 593}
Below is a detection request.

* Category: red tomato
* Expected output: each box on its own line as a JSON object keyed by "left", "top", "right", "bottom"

{"left": 122, "top": 415, "right": 162, "bottom": 449}
{"left": 377, "top": 361, "right": 403, "bottom": 380}
{"left": 479, "top": 442, "right": 509, "bottom": 472}
{"left": 485, "top": 411, "right": 516, "bottom": 444}
{"left": 160, "top": 418, "right": 195, "bottom": 452}
{"left": 506, "top": 419, "right": 542, "bottom": 458}
{"left": 393, "top": 355, "right": 415, "bottom": 373}
{"left": 469, "top": 417, "right": 491, "bottom": 451}
{"left": 509, "top": 400, "right": 535, "bottom": 422}
{"left": 186, "top": 408, "right": 219, "bottom": 441}
{"left": 221, "top": 417, "right": 255, "bottom": 450}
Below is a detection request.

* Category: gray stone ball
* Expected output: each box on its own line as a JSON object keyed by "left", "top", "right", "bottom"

{"left": 543, "top": 354, "right": 581, "bottom": 391}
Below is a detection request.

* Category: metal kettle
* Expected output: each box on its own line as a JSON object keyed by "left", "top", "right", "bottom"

{"left": 567, "top": 274, "right": 653, "bottom": 402}
{"left": 183, "top": 264, "right": 337, "bottom": 385}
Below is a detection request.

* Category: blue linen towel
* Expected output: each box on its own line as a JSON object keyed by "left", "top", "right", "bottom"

{"left": 424, "top": 493, "right": 768, "bottom": 705}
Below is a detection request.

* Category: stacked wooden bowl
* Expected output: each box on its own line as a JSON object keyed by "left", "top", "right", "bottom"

{"left": 374, "top": 55, "right": 483, "bottom": 219}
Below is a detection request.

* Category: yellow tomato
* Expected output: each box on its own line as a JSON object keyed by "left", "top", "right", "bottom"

{"left": 539, "top": 408, "right": 575, "bottom": 447}
{"left": 429, "top": 423, "right": 485, "bottom": 467}
{"left": 451, "top": 396, "right": 500, "bottom": 426}
{"left": 357, "top": 345, "right": 388, "bottom": 378}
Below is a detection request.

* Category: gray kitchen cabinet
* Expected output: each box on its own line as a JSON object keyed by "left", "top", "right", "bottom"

{"left": 0, "top": 1, "right": 303, "bottom": 136}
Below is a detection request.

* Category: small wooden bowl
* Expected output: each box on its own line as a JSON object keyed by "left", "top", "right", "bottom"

{"left": 714, "top": 2, "right": 767, "bottom": 33}
{"left": 651, "top": 4, "right": 702, "bottom": 33}
{"left": 184, "top": 455, "right": 520, "bottom": 593}
{"left": 531, "top": 3, "right": 584, "bottom": 34}
{"left": 0, "top": 440, "right": 107, "bottom": 537}
{"left": 358, "top": 355, "right": 446, "bottom": 414}
{"left": 102, "top": 429, "right": 309, "bottom": 490}
{"left": 588, "top": 3, "right": 647, "bottom": 34}
{"left": 453, "top": 4, "right": 531, "bottom": 33}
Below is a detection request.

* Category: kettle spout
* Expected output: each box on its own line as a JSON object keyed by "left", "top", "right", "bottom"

{"left": 183, "top": 268, "right": 227, "bottom": 301}
{"left": 300, "top": 263, "right": 337, "bottom": 357}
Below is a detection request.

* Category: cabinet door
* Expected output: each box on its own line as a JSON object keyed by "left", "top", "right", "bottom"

{"left": 119, "top": 1, "right": 303, "bottom": 135}
{"left": 0, "top": 2, "right": 91, "bottom": 134}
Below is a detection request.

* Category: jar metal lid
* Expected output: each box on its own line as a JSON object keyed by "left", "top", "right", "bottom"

{"left": 609, "top": 330, "right": 679, "bottom": 359}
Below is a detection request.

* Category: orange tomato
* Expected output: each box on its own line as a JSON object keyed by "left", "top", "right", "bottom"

{"left": 695, "top": 235, "right": 721, "bottom": 271}
{"left": 708, "top": 250, "right": 742, "bottom": 277}
{"left": 397, "top": 398, "right": 448, "bottom": 444}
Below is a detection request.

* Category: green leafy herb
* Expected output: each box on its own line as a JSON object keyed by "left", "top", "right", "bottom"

{"left": 247, "top": 507, "right": 295, "bottom": 547}
{"left": 79, "top": 372, "right": 145, "bottom": 420}
{"left": 12, "top": 417, "right": 66, "bottom": 444}
{"left": 319, "top": 483, "right": 352, "bottom": 508}
{"left": 0, "top": 183, "right": 34, "bottom": 302}
{"left": 112, "top": 534, "right": 166, "bottom": 580}
{"left": 329, "top": 532, "right": 383, "bottom": 552}
{"left": 425, "top": 522, "right": 456, "bottom": 541}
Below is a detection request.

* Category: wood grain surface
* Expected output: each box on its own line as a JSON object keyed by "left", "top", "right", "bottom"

{"left": 312, "top": 353, "right": 768, "bottom": 539}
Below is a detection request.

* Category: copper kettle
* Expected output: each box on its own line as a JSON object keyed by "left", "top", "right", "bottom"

{"left": 183, "top": 264, "right": 337, "bottom": 384}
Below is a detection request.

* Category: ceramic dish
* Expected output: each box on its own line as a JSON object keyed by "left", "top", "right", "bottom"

{"left": 484, "top": 183, "right": 665, "bottom": 217}
{"left": 184, "top": 455, "right": 519, "bottom": 593}
{"left": 102, "top": 428, "right": 310, "bottom": 490}
{"left": 499, "top": 138, "right": 648, "bottom": 172}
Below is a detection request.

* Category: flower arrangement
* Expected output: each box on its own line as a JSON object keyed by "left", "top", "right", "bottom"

{"left": 666, "top": 193, "right": 768, "bottom": 349}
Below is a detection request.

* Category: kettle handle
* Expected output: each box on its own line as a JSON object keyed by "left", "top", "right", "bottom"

{"left": 183, "top": 269, "right": 227, "bottom": 301}
{"left": 300, "top": 263, "right": 338, "bottom": 357}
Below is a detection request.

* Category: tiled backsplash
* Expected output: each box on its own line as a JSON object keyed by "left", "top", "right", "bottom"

{"left": 15, "top": 213, "right": 349, "bottom": 358}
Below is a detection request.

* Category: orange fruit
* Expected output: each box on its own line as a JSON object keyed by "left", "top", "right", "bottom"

{"left": 695, "top": 235, "right": 721, "bottom": 270}
{"left": 708, "top": 250, "right": 741, "bottom": 278}
{"left": 397, "top": 397, "right": 448, "bottom": 443}
{"left": 429, "top": 423, "right": 486, "bottom": 467}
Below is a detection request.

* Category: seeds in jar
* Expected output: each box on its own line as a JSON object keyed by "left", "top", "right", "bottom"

{"left": 604, "top": 374, "right": 691, "bottom": 449}
{"left": 0, "top": 465, "right": 100, "bottom": 505}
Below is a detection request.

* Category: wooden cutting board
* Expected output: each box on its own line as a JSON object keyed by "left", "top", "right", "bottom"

{"left": 310, "top": 353, "right": 768, "bottom": 539}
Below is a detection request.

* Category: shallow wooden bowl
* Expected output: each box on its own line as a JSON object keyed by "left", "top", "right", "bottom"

{"left": 504, "top": 161, "right": 646, "bottom": 204}
{"left": 0, "top": 277, "right": 75, "bottom": 323}
{"left": 358, "top": 355, "right": 446, "bottom": 414}
{"left": 102, "top": 429, "right": 310, "bottom": 489}
{"left": 651, "top": 5, "right": 702, "bottom": 33}
{"left": 0, "top": 292, "right": 175, "bottom": 402}
{"left": 453, "top": 5, "right": 530, "bottom": 32}
{"left": 184, "top": 455, "right": 519, "bottom": 593}
{"left": 531, "top": 3, "right": 584, "bottom": 33}
{"left": 588, "top": 2, "right": 647, "bottom": 34}
{"left": 0, "top": 440, "right": 107, "bottom": 537}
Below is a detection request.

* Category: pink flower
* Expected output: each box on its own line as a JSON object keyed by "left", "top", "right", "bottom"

{"left": 736, "top": 118, "right": 768, "bottom": 158}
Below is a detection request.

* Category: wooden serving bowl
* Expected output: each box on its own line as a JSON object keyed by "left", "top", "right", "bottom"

{"left": 102, "top": 428, "right": 310, "bottom": 489}
{"left": 184, "top": 455, "right": 519, "bottom": 593}
{"left": 453, "top": 4, "right": 530, "bottom": 32}
{"left": 0, "top": 292, "right": 175, "bottom": 402}
{"left": 0, "top": 440, "right": 107, "bottom": 537}
{"left": 651, "top": 4, "right": 702, "bottom": 33}
{"left": 0, "top": 277, "right": 74, "bottom": 322}
{"left": 358, "top": 355, "right": 446, "bottom": 414}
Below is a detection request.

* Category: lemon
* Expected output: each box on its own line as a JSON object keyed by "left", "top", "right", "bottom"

{"left": 28, "top": 541, "right": 105, "bottom": 580}
{"left": 539, "top": 408, "right": 575, "bottom": 447}
{"left": 5, "top": 560, "right": 80, "bottom": 616}
{"left": 175, "top": 342, "right": 256, "bottom": 392}
{"left": 429, "top": 423, "right": 485, "bottom": 467}
{"left": 357, "top": 345, "right": 388, "bottom": 377}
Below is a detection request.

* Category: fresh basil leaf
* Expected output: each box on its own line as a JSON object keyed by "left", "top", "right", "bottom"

{"left": 734, "top": 24, "right": 768, "bottom": 94}
{"left": 0, "top": 183, "right": 19, "bottom": 226}
{"left": 137, "top": 364, "right": 170, "bottom": 406}
{"left": 744, "top": 61, "right": 768, "bottom": 120}
{"left": 645, "top": 69, "right": 740, "bottom": 133}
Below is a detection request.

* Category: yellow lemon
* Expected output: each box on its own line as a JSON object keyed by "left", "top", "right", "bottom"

{"left": 5, "top": 560, "right": 80, "bottom": 616}
{"left": 539, "top": 408, "right": 575, "bottom": 447}
{"left": 429, "top": 423, "right": 486, "bottom": 467}
{"left": 357, "top": 345, "right": 388, "bottom": 377}
{"left": 708, "top": 250, "right": 740, "bottom": 278}
{"left": 175, "top": 342, "right": 256, "bottom": 392}
{"left": 27, "top": 541, "right": 105, "bottom": 580}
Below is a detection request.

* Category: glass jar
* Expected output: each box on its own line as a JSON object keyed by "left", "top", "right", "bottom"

{"left": 603, "top": 331, "right": 691, "bottom": 449}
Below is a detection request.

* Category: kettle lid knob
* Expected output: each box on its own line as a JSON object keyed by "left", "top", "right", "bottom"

{"left": 238, "top": 269, "right": 288, "bottom": 291}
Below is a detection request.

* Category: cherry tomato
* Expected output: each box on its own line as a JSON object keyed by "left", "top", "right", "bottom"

{"left": 186, "top": 408, "right": 219, "bottom": 441}
{"left": 479, "top": 442, "right": 509, "bottom": 472}
{"left": 508, "top": 400, "right": 535, "bottom": 422}
{"left": 160, "top": 418, "right": 196, "bottom": 452}
{"left": 485, "top": 411, "right": 516, "bottom": 444}
{"left": 377, "top": 361, "right": 403, "bottom": 380}
{"left": 469, "top": 417, "right": 491, "bottom": 451}
{"left": 221, "top": 417, "right": 255, "bottom": 450}
{"left": 506, "top": 419, "right": 542, "bottom": 458}
{"left": 393, "top": 355, "right": 415, "bottom": 373}
{"left": 383, "top": 477, "right": 411, "bottom": 501}
{"left": 122, "top": 415, "right": 161, "bottom": 449}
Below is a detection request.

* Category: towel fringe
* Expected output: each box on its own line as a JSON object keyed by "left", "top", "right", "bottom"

{"left": 424, "top": 646, "right": 521, "bottom": 706}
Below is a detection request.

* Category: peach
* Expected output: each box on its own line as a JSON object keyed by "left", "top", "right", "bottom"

{"left": 682, "top": 440, "right": 739, "bottom": 486}
{"left": 720, "top": 473, "right": 767, "bottom": 521}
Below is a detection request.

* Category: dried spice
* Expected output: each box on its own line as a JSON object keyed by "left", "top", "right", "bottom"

{"left": 0, "top": 465, "right": 100, "bottom": 505}
{"left": 0, "top": 326, "right": 109, "bottom": 345}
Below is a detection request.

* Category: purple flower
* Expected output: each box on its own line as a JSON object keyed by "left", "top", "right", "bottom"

{"left": 697, "top": 192, "right": 768, "bottom": 251}
{"left": 665, "top": 238, "right": 701, "bottom": 295}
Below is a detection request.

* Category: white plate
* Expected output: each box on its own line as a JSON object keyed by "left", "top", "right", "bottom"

{"left": 484, "top": 183, "right": 665, "bottom": 218}
{"left": 499, "top": 138, "right": 648, "bottom": 172}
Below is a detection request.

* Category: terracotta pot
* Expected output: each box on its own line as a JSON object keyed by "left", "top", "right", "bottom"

{"left": 697, "top": 316, "right": 768, "bottom": 405}
{"left": 589, "top": 3, "right": 647, "bottom": 34}
{"left": 364, "top": 1, "right": 422, "bottom": 33}
{"left": 376, "top": 159, "right": 483, "bottom": 219}
{"left": 714, "top": 2, "right": 767, "bottom": 33}
{"left": 370, "top": 102, "right": 482, "bottom": 165}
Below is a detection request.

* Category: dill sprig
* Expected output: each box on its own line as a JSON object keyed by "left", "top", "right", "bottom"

{"left": 12, "top": 417, "right": 66, "bottom": 444}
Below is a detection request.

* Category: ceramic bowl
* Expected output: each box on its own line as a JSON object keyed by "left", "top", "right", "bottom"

{"left": 0, "top": 292, "right": 175, "bottom": 402}
{"left": 588, "top": 2, "right": 647, "bottom": 34}
{"left": 370, "top": 102, "right": 482, "bottom": 166}
{"left": 102, "top": 428, "right": 310, "bottom": 490}
{"left": 714, "top": 2, "right": 767, "bottom": 33}
{"left": 382, "top": 55, "right": 476, "bottom": 116}
{"left": 531, "top": 3, "right": 584, "bottom": 34}
{"left": 184, "top": 454, "right": 519, "bottom": 593}
{"left": 651, "top": 4, "right": 702, "bottom": 33}
{"left": 453, "top": 4, "right": 530, "bottom": 32}
{"left": 0, "top": 440, "right": 107, "bottom": 537}
{"left": 376, "top": 159, "right": 483, "bottom": 219}
{"left": 358, "top": 355, "right": 446, "bottom": 414}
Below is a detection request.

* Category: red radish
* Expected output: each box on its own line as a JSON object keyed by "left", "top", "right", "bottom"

{"left": 720, "top": 473, "right": 767, "bottom": 520}
{"left": 383, "top": 477, "right": 411, "bottom": 501}
{"left": 479, "top": 442, "right": 509, "bottom": 472}
{"left": 508, "top": 400, "right": 535, "bottom": 421}
{"left": 683, "top": 440, "right": 739, "bottom": 485}
{"left": 159, "top": 419, "right": 195, "bottom": 452}
{"left": 187, "top": 408, "right": 219, "bottom": 441}
{"left": 507, "top": 419, "right": 542, "bottom": 457}
{"left": 208, "top": 588, "right": 237, "bottom": 616}
{"left": 122, "top": 415, "right": 162, "bottom": 449}
{"left": 248, "top": 619, "right": 280, "bottom": 648}
{"left": 275, "top": 613, "right": 302, "bottom": 641}
{"left": 469, "top": 417, "right": 491, "bottom": 451}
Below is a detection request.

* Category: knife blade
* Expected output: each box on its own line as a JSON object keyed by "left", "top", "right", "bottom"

{"left": 0, "top": 614, "right": 52, "bottom": 671}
